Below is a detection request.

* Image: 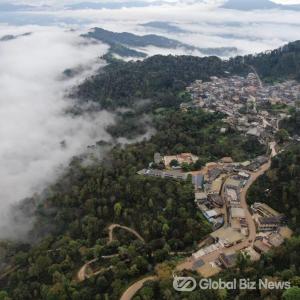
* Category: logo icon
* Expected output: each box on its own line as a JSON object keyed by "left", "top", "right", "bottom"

{"left": 173, "top": 276, "right": 197, "bottom": 292}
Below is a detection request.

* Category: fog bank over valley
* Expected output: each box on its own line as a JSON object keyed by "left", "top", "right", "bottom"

{"left": 0, "top": 26, "right": 113, "bottom": 239}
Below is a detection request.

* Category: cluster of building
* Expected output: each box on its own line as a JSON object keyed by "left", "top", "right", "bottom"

{"left": 137, "top": 168, "right": 188, "bottom": 181}
{"left": 162, "top": 153, "right": 199, "bottom": 169}
{"left": 138, "top": 152, "right": 199, "bottom": 180}
{"left": 253, "top": 228, "right": 292, "bottom": 255}
{"left": 225, "top": 176, "right": 249, "bottom": 236}
{"left": 250, "top": 202, "right": 291, "bottom": 254}
{"left": 191, "top": 201, "right": 291, "bottom": 277}
{"left": 137, "top": 149, "right": 292, "bottom": 278}
{"left": 192, "top": 164, "right": 250, "bottom": 265}
{"left": 168, "top": 74, "right": 297, "bottom": 277}
{"left": 139, "top": 152, "right": 270, "bottom": 234}
{"left": 186, "top": 156, "right": 291, "bottom": 277}
{"left": 195, "top": 192, "right": 224, "bottom": 230}
{"left": 183, "top": 73, "right": 299, "bottom": 144}
{"left": 251, "top": 202, "right": 285, "bottom": 232}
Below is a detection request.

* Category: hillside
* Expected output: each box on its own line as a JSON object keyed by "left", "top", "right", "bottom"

{"left": 238, "top": 40, "right": 300, "bottom": 82}
{"left": 76, "top": 40, "right": 300, "bottom": 112}
{"left": 0, "top": 109, "right": 266, "bottom": 300}
{"left": 76, "top": 55, "right": 231, "bottom": 110}
{"left": 248, "top": 144, "right": 300, "bottom": 232}
{"left": 281, "top": 110, "right": 300, "bottom": 136}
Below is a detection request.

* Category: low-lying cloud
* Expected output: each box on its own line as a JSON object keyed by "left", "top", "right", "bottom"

{"left": 48, "top": 1, "right": 300, "bottom": 55}
{"left": 0, "top": 26, "right": 113, "bottom": 239}
{"left": 2, "top": 1, "right": 300, "bottom": 56}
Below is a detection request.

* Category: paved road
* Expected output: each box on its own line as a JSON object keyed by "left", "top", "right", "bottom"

{"left": 120, "top": 276, "right": 158, "bottom": 300}
{"left": 241, "top": 160, "right": 271, "bottom": 245}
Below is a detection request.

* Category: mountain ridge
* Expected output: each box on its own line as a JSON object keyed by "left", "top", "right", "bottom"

{"left": 82, "top": 27, "right": 238, "bottom": 58}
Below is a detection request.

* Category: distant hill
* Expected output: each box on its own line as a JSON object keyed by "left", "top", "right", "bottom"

{"left": 66, "top": 1, "right": 163, "bottom": 10}
{"left": 222, "top": 0, "right": 300, "bottom": 11}
{"left": 0, "top": 32, "right": 31, "bottom": 42}
{"left": 140, "top": 21, "right": 187, "bottom": 33}
{"left": 82, "top": 27, "right": 238, "bottom": 58}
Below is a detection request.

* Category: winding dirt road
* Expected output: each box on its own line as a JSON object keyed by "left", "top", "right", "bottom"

{"left": 77, "top": 258, "right": 97, "bottom": 282}
{"left": 108, "top": 224, "right": 145, "bottom": 244}
{"left": 120, "top": 276, "right": 158, "bottom": 300}
{"left": 77, "top": 224, "right": 144, "bottom": 282}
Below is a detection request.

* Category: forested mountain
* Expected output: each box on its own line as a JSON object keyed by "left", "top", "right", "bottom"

{"left": 76, "top": 55, "right": 230, "bottom": 110}
{"left": 75, "top": 40, "right": 300, "bottom": 139}
{"left": 84, "top": 27, "right": 185, "bottom": 48}
{"left": 83, "top": 28, "right": 238, "bottom": 58}
{"left": 76, "top": 40, "right": 300, "bottom": 111}
{"left": 239, "top": 40, "right": 300, "bottom": 82}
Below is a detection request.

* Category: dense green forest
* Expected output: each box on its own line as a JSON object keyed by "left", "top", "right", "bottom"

{"left": 281, "top": 110, "right": 300, "bottom": 136}
{"left": 75, "top": 55, "right": 237, "bottom": 110}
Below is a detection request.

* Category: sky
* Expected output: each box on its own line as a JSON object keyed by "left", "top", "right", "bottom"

{"left": 276, "top": 0, "right": 300, "bottom": 3}
{"left": 1, "top": 0, "right": 300, "bottom": 6}
{"left": 7, "top": 0, "right": 300, "bottom": 4}
{"left": 0, "top": 0, "right": 300, "bottom": 240}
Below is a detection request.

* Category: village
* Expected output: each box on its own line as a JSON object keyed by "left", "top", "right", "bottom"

{"left": 136, "top": 72, "right": 299, "bottom": 278}
{"left": 182, "top": 73, "right": 300, "bottom": 143}
{"left": 138, "top": 149, "right": 293, "bottom": 278}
